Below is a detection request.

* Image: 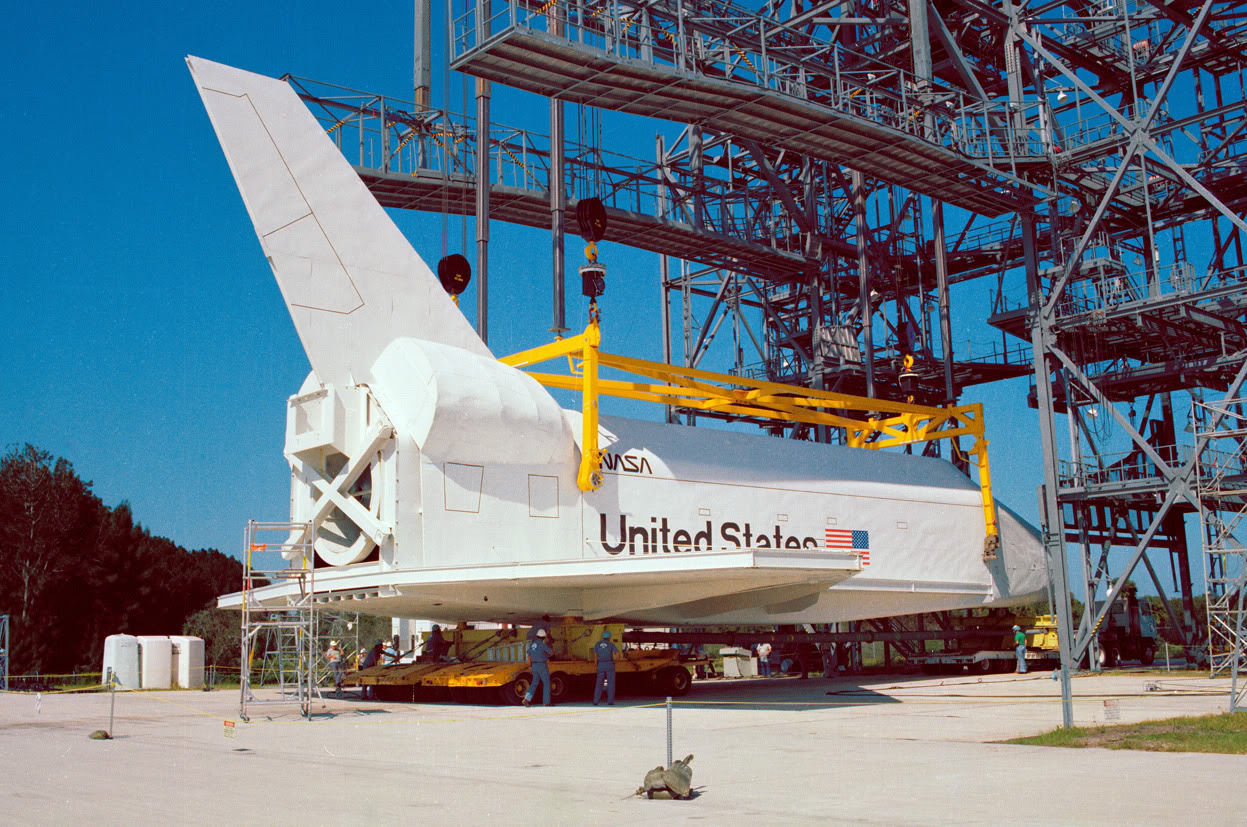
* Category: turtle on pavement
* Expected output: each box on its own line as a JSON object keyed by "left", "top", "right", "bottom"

{"left": 636, "top": 754, "right": 694, "bottom": 800}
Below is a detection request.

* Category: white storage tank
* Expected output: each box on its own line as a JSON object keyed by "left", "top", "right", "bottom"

{"left": 168, "top": 636, "right": 205, "bottom": 689}
{"left": 137, "top": 636, "right": 172, "bottom": 689}
{"left": 101, "top": 634, "right": 140, "bottom": 689}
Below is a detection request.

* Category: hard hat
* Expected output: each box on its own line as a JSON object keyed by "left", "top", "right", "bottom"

{"left": 537, "top": 629, "right": 547, "bottom": 637}
{"left": 602, "top": 631, "right": 611, "bottom": 639}
{"left": 1012, "top": 625, "right": 1021, "bottom": 631}
{"left": 330, "top": 640, "right": 338, "bottom": 646}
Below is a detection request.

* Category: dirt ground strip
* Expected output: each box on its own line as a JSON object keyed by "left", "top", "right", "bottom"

{"left": 1, "top": 671, "right": 1243, "bottom": 825}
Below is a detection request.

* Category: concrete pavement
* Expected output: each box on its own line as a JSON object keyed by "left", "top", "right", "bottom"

{"left": 0, "top": 671, "right": 1242, "bottom": 824}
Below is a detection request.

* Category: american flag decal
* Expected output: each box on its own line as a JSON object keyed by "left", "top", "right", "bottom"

{"left": 825, "top": 528, "right": 871, "bottom": 564}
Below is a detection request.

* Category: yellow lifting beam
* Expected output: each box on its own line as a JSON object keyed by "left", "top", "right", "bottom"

{"left": 501, "top": 321, "right": 999, "bottom": 559}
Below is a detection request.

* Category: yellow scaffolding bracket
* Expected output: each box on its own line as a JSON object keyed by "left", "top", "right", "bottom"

{"left": 501, "top": 321, "right": 999, "bottom": 560}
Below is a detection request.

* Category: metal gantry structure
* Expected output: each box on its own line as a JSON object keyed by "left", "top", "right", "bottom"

{"left": 278, "top": 0, "right": 1245, "bottom": 725}
{"left": 1194, "top": 396, "right": 1247, "bottom": 711}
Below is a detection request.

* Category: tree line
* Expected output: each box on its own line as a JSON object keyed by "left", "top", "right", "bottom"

{"left": 0, "top": 444, "right": 242, "bottom": 675}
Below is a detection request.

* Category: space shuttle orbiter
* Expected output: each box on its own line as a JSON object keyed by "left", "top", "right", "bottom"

{"left": 190, "top": 56, "right": 1047, "bottom": 625}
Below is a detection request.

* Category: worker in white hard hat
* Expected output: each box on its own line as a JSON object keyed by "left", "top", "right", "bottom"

{"left": 523, "top": 628, "right": 554, "bottom": 707}
{"left": 1013, "top": 625, "right": 1028, "bottom": 674}
{"left": 326, "top": 640, "right": 346, "bottom": 696}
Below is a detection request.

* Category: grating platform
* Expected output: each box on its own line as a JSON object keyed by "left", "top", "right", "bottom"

{"left": 360, "top": 167, "right": 811, "bottom": 281}
{"left": 989, "top": 263, "right": 1247, "bottom": 366}
{"left": 451, "top": 16, "right": 1038, "bottom": 216}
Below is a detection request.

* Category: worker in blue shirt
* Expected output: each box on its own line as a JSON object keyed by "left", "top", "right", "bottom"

{"left": 592, "top": 630, "right": 619, "bottom": 706}
{"left": 523, "top": 628, "right": 553, "bottom": 707}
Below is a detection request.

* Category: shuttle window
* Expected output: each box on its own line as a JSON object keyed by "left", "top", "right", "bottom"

{"left": 444, "top": 462, "right": 484, "bottom": 513}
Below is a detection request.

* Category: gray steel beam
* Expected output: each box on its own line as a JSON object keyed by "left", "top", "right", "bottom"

{"left": 739, "top": 139, "right": 816, "bottom": 237}
{"left": 1024, "top": 212, "right": 1075, "bottom": 728}
{"left": 550, "top": 97, "right": 566, "bottom": 334}
{"left": 853, "top": 170, "right": 875, "bottom": 399}
{"left": 927, "top": 2, "right": 989, "bottom": 100}
{"left": 415, "top": 0, "right": 431, "bottom": 107}
{"left": 476, "top": 77, "right": 491, "bottom": 345}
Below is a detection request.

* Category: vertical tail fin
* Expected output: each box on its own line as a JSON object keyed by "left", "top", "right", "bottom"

{"left": 187, "top": 56, "right": 491, "bottom": 387}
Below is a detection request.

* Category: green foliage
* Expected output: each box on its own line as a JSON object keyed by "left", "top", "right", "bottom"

{"left": 0, "top": 443, "right": 242, "bottom": 674}
{"left": 183, "top": 608, "right": 241, "bottom": 669}
{"left": 1005, "top": 711, "right": 1247, "bottom": 754}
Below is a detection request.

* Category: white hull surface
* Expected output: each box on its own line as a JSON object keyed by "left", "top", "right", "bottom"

{"left": 190, "top": 56, "right": 1047, "bottom": 625}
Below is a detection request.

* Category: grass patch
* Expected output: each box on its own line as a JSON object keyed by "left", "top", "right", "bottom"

{"left": 1005, "top": 711, "right": 1247, "bottom": 754}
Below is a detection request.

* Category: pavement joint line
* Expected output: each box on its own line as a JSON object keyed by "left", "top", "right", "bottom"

{"left": 67, "top": 686, "right": 1229, "bottom": 730}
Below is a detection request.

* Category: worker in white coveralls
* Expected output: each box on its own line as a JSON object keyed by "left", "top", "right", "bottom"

{"left": 1013, "top": 625, "right": 1027, "bottom": 674}
{"left": 592, "top": 630, "right": 620, "bottom": 706}
{"left": 523, "top": 629, "right": 554, "bottom": 707}
{"left": 326, "top": 640, "right": 346, "bottom": 696}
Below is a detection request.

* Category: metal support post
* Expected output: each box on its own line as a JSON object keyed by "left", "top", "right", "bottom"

{"left": 852, "top": 170, "right": 874, "bottom": 398}
{"left": 1160, "top": 392, "right": 1196, "bottom": 635}
{"left": 475, "top": 75, "right": 491, "bottom": 345}
{"left": 108, "top": 669, "right": 116, "bottom": 736}
{"left": 414, "top": 0, "right": 431, "bottom": 108}
{"left": 932, "top": 200, "right": 955, "bottom": 408}
{"left": 661, "top": 255, "right": 675, "bottom": 423}
{"left": 666, "top": 695, "right": 673, "bottom": 767}
{"left": 551, "top": 96, "right": 566, "bottom": 334}
{"left": 0, "top": 614, "right": 8, "bottom": 692}
{"left": 1024, "top": 212, "right": 1074, "bottom": 728}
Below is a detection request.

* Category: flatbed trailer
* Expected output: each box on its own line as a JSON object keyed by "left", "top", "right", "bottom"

{"left": 908, "top": 613, "right": 1061, "bottom": 674}
{"left": 344, "top": 622, "right": 698, "bottom": 704}
{"left": 909, "top": 648, "right": 1060, "bottom": 675}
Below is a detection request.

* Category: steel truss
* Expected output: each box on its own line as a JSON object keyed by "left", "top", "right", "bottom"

{"left": 1194, "top": 396, "right": 1247, "bottom": 711}
{"left": 276, "top": 0, "right": 1247, "bottom": 727}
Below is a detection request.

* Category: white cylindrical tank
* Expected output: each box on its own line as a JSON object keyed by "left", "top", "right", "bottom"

{"left": 168, "top": 636, "right": 205, "bottom": 689}
{"left": 137, "top": 636, "right": 172, "bottom": 690}
{"left": 101, "top": 635, "right": 140, "bottom": 689}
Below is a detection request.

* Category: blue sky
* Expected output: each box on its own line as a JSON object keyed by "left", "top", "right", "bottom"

{"left": 0, "top": 1, "right": 1210, "bottom": 600}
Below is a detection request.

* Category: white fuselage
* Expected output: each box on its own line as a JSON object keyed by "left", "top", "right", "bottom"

{"left": 189, "top": 55, "right": 1048, "bottom": 626}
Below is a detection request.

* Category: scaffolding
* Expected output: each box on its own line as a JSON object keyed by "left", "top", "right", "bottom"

{"left": 240, "top": 521, "right": 316, "bottom": 721}
{"left": 1194, "top": 397, "right": 1247, "bottom": 711}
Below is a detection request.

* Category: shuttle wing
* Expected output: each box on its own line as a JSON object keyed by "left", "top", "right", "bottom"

{"left": 186, "top": 56, "right": 492, "bottom": 387}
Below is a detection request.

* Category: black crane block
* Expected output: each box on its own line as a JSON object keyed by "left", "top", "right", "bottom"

{"left": 580, "top": 263, "right": 606, "bottom": 298}
{"left": 437, "top": 253, "right": 472, "bottom": 296}
{"left": 576, "top": 197, "right": 608, "bottom": 242}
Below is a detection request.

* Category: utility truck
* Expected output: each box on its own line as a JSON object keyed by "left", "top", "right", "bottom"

{"left": 1086, "top": 584, "right": 1159, "bottom": 668}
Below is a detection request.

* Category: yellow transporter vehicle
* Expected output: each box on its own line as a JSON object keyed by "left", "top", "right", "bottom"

{"left": 347, "top": 623, "right": 698, "bottom": 704}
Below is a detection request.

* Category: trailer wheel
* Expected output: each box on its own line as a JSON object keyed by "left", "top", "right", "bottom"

{"left": 659, "top": 667, "right": 692, "bottom": 696}
{"left": 1140, "top": 644, "right": 1155, "bottom": 666}
{"left": 499, "top": 673, "right": 532, "bottom": 705}
{"left": 975, "top": 658, "right": 993, "bottom": 675}
{"left": 549, "top": 672, "right": 570, "bottom": 701}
